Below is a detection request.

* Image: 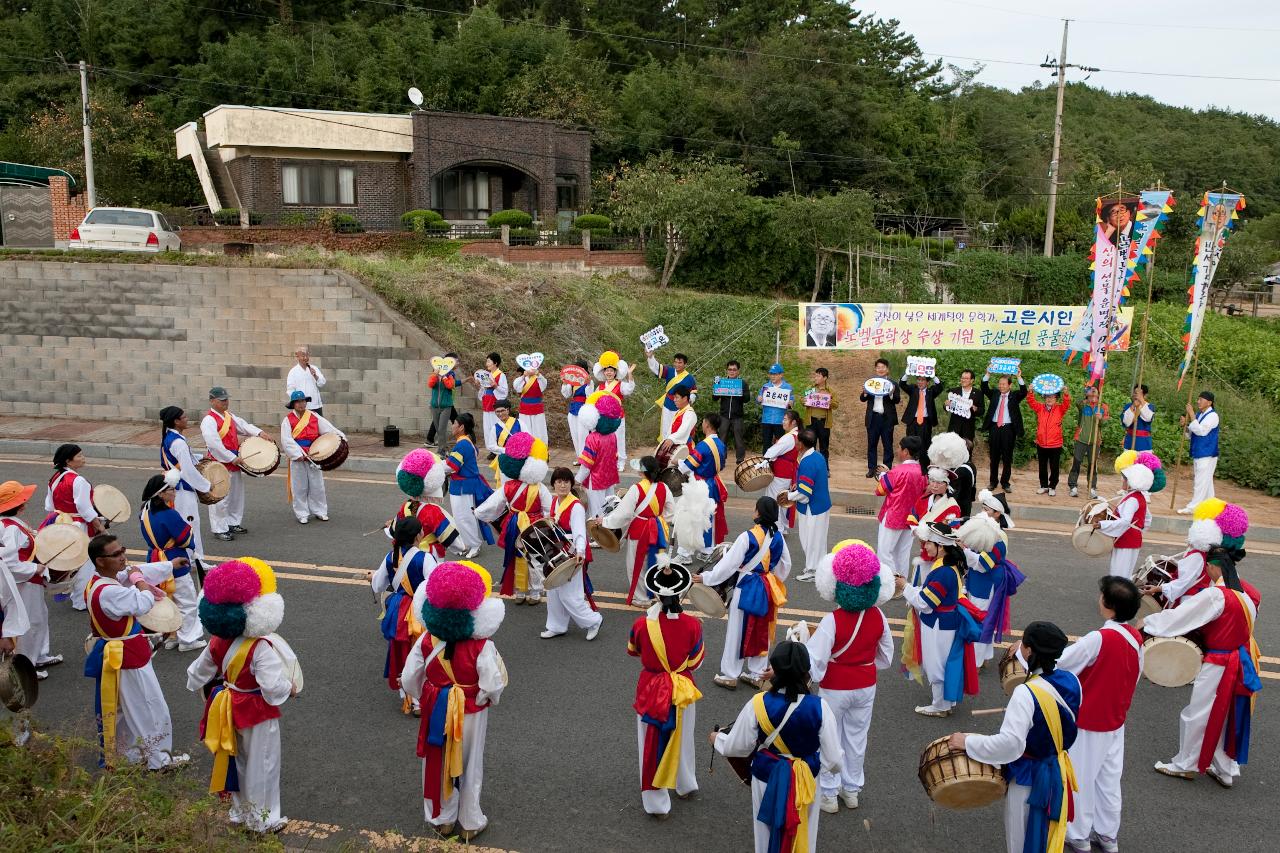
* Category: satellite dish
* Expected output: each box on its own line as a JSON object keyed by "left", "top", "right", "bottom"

{"left": 407, "top": 87, "right": 424, "bottom": 107}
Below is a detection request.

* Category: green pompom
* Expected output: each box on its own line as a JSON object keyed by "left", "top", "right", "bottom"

{"left": 397, "top": 469, "right": 425, "bottom": 498}
{"left": 835, "top": 578, "right": 880, "bottom": 612}
{"left": 422, "top": 603, "right": 476, "bottom": 642}
{"left": 498, "top": 453, "right": 524, "bottom": 481}
{"left": 1149, "top": 468, "right": 1167, "bottom": 494}
{"left": 199, "top": 599, "right": 247, "bottom": 639}
{"left": 596, "top": 416, "right": 622, "bottom": 435}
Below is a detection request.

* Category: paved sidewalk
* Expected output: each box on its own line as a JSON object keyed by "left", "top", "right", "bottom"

{"left": 1, "top": 415, "right": 1276, "bottom": 542}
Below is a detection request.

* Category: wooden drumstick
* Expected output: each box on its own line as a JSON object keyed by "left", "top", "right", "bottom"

{"left": 970, "top": 707, "right": 1006, "bottom": 716}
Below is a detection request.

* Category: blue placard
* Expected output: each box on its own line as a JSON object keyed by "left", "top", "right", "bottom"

{"left": 1031, "top": 373, "right": 1065, "bottom": 396}
{"left": 987, "top": 356, "right": 1022, "bottom": 376}
{"left": 712, "top": 376, "right": 744, "bottom": 397}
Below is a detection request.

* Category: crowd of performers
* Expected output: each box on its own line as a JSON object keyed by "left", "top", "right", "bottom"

{"left": 0, "top": 349, "right": 1263, "bottom": 853}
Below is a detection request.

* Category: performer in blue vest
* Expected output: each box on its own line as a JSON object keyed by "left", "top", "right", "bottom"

{"left": 371, "top": 517, "right": 435, "bottom": 714}
{"left": 1178, "top": 390, "right": 1220, "bottom": 514}
{"left": 677, "top": 414, "right": 729, "bottom": 555}
{"left": 1120, "top": 384, "right": 1155, "bottom": 452}
{"left": 137, "top": 472, "right": 205, "bottom": 651}
{"left": 158, "top": 406, "right": 212, "bottom": 563}
{"left": 789, "top": 430, "right": 831, "bottom": 583}
{"left": 445, "top": 413, "right": 495, "bottom": 557}
{"left": 950, "top": 621, "right": 1081, "bottom": 853}
{"left": 647, "top": 349, "right": 697, "bottom": 440}
{"left": 713, "top": 640, "right": 842, "bottom": 853}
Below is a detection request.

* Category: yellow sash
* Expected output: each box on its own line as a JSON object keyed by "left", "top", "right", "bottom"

{"left": 1232, "top": 588, "right": 1262, "bottom": 711}
{"left": 286, "top": 410, "right": 316, "bottom": 503}
{"left": 399, "top": 553, "right": 426, "bottom": 638}
{"left": 1025, "top": 677, "right": 1079, "bottom": 853}
{"left": 86, "top": 578, "right": 134, "bottom": 764}
{"left": 488, "top": 418, "right": 518, "bottom": 476}
{"left": 636, "top": 481, "right": 670, "bottom": 543}
{"left": 751, "top": 693, "right": 817, "bottom": 853}
{"left": 203, "top": 638, "right": 257, "bottom": 793}
{"left": 212, "top": 409, "right": 232, "bottom": 440}
{"left": 290, "top": 410, "right": 313, "bottom": 439}
{"left": 654, "top": 368, "right": 690, "bottom": 408}
{"left": 645, "top": 617, "right": 703, "bottom": 789}
{"left": 139, "top": 508, "right": 178, "bottom": 595}
{"left": 432, "top": 638, "right": 471, "bottom": 805}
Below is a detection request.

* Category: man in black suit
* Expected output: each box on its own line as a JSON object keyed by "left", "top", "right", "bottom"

{"left": 859, "top": 358, "right": 900, "bottom": 477}
{"left": 980, "top": 369, "right": 1027, "bottom": 492}
{"left": 946, "top": 369, "right": 984, "bottom": 444}
{"left": 898, "top": 371, "right": 944, "bottom": 462}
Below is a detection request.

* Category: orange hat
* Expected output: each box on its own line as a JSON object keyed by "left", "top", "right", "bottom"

{"left": 0, "top": 481, "right": 37, "bottom": 514}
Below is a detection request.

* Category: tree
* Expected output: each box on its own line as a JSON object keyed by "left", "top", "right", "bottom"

{"left": 770, "top": 189, "right": 876, "bottom": 299}
{"left": 603, "top": 153, "right": 756, "bottom": 289}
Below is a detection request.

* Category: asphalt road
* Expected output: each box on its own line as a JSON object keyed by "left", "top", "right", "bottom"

{"left": 7, "top": 453, "right": 1279, "bottom": 852}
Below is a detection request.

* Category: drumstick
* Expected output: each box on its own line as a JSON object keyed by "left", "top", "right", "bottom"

{"left": 970, "top": 707, "right": 1006, "bottom": 716}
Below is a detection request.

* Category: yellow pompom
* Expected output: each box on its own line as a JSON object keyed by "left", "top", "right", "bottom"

{"left": 530, "top": 438, "right": 549, "bottom": 462}
{"left": 585, "top": 389, "right": 609, "bottom": 406}
{"left": 1113, "top": 450, "right": 1138, "bottom": 474}
{"left": 459, "top": 560, "right": 493, "bottom": 597}
{"left": 830, "top": 537, "right": 870, "bottom": 554}
{"left": 237, "top": 556, "right": 277, "bottom": 595}
{"left": 1192, "top": 498, "right": 1227, "bottom": 521}
{"left": 599, "top": 350, "right": 619, "bottom": 369}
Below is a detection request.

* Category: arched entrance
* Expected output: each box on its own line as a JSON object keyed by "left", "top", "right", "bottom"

{"left": 429, "top": 161, "right": 541, "bottom": 222}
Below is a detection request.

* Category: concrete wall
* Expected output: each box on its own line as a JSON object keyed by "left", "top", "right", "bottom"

{"left": 204, "top": 105, "right": 414, "bottom": 154}
{"left": 0, "top": 261, "right": 449, "bottom": 434}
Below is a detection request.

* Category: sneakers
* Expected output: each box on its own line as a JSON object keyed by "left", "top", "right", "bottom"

{"left": 35, "top": 669, "right": 48, "bottom": 681}
{"left": 1003, "top": 484, "right": 1013, "bottom": 493}
{"left": 671, "top": 552, "right": 693, "bottom": 566}
{"left": 738, "top": 672, "right": 764, "bottom": 689}
{"left": 539, "top": 630, "right": 565, "bottom": 639}
{"left": 1069, "top": 487, "right": 1079, "bottom": 497}
{"left": 178, "top": 639, "right": 208, "bottom": 652}
{"left": 840, "top": 790, "right": 860, "bottom": 809}
{"left": 297, "top": 517, "right": 309, "bottom": 524}
{"left": 795, "top": 571, "right": 816, "bottom": 582}
{"left": 1036, "top": 487, "right": 1048, "bottom": 495}
{"left": 526, "top": 594, "right": 542, "bottom": 606}
{"left": 819, "top": 796, "right": 839, "bottom": 814}
{"left": 1090, "top": 832, "right": 1120, "bottom": 853}
{"left": 464, "top": 546, "right": 481, "bottom": 559}
{"left": 1090, "top": 489, "right": 1100, "bottom": 499}
{"left": 214, "top": 531, "right": 235, "bottom": 541}
{"left": 1066, "top": 841, "right": 1092, "bottom": 853}
{"left": 1206, "top": 767, "right": 1234, "bottom": 788}
{"left": 229, "top": 525, "right": 248, "bottom": 534}
{"left": 1153, "top": 761, "right": 1195, "bottom": 780}
{"left": 585, "top": 622, "right": 601, "bottom": 641}
{"left": 163, "top": 638, "right": 180, "bottom": 651}
{"left": 1048, "top": 488, "right": 1056, "bottom": 497}
{"left": 34, "top": 654, "right": 63, "bottom": 667}
{"left": 712, "top": 675, "right": 738, "bottom": 690}
{"left": 914, "top": 704, "right": 953, "bottom": 717}
{"left": 315, "top": 514, "right": 329, "bottom": 522}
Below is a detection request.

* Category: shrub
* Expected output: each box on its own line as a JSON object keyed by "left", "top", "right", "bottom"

{"left": 401, "top": 209, "right": 445, "bottom": 231}
{"left": 486, "top": 209, "right": 533, "bottom": 228}
{"left": 278, "top": 211, "right": 316, "bottom": 227}
{"left": 508, "top": 226, "right": 540, "bottom": 242}
{"left": 574, "top": 213, "right": 611, "bottom": 232}
{"left": 330, "top": 213, "right": 364, "bottom": 234}
{"left": 212, "top": 208, "right": 263, "bottom": 226}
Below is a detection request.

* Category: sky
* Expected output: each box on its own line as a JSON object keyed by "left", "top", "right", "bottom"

{"left": 857, "top": 0, "right": 1280, "bottom": 120}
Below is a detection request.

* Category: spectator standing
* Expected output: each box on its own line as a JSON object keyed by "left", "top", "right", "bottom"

{"left": 859, "top": 358, "right": 901, "bottom": 478}
{"left": 426, "top": 353, "right": 460, "bottom": 452}
{"left": 1178, "top": 391, "right": 1220, "bottom": 514}
{"left": 980, "top": 369, "right": 1027, "bottom": 492}
{"left": 899, "top": 369, "right": 944, "bottom": 463}
{"left": 712, "top": 360, "right": 747, "bottom": 464}
{"left": 1027, "top": 388, "right": 1071, "bottom": 496}
{"left": 286, "top": 346, "right": 326, "bottom": 416}
{"left": 945, "top": 369, "right": 984, "bottom": 444}
{"left": 1067, "top": 386, "right": 1110, "bottom": 498}
{"left": 756, "top": 364, "right": 794, "bottom": 452}
{"left": 1121, "top": 384, "right": 1155, "bottom": 452}
{"left": 803, "top": 368, "right": 839, "bottom": 458}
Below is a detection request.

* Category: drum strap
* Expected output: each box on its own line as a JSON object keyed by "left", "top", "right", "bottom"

{"left": 1104, "top": 624, "right": 1141, "bottom": 655}
{"left": 212, "top": 409, "right": 232, "bottom": 440}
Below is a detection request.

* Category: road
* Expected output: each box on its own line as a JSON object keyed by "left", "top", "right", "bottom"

{"left": 8, "top": 453, "right": 1278, "bottom": 852}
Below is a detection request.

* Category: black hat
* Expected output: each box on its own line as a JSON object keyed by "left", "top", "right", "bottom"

{"left": 158, "top": 405, "right": 184, "bottom": 423}
{"left": 1022, "top": 621, "right": 1069, "bottom": 673}
{"left": 644, "top": 559, "right": 692, "bottom": 598}
{"left": 1199, "top": 390, "right": 1215, "bottom": 403}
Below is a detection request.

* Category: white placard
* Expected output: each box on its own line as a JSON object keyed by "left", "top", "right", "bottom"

{"left": 760, "top": 385, "right": 793, "bottom": 408}
{"left": 906, "top": 355, "right": 937, "bottom": 378}
{"left": 863, "top": 377, "right": 894, "bottom": 397}
{"left": 946, "top": 392, "right": 973, "bottom": 419}
{"left": 473, "top": 369, "right": 493, "bottom": 388}
{"left": 804, "top": 391, "right": 832, "bottom": 410}
{"left": 640, "top": 325, "right": 670, "bottom": 351}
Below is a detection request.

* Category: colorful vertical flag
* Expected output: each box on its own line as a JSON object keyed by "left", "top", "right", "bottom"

{"left": 1178, "top": 190, "right": 1246, "bottom": 387}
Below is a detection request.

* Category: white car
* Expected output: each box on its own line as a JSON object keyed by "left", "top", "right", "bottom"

{"left": 69, "top": 207, "right": 182, "bottom": 252}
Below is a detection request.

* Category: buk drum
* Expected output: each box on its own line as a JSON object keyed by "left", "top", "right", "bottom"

{"left": 516, "top": 518, "right": 579, "bottom": 587}
{"left": 655, "top": 441, "right": 689, "bottom": 471}
{"left": 1142, "top": 636, "right": 1202, "bottom": 688}
{"left": 659, "top": 466, "right": 687, "bottom": 498}
{"left": 195, "top": 460, "right": 230, "bottom": 505}
{"left": 734, "top": 455, "right": 774, "bottom": 492}
{"left": 237, "top": 435, "right": 281, "bottom": 477}
{"left": 999, "top": 644, "right": 1027, "bottom": 697}
{"left": 1134, "top": 555, "right": 1178, "bottom": 620}
{"left": 91, "top": 485, "right": 131, "bottom": 526}
{"left": 686, "top": 582, "right": 733, "bottom": 618}
{"left": 919, "top": 735, "right": 1007, "bottom": 809}
{"left": 307, "top": 433, "right": 349, "bottom": 471}
{"left": 1071, "top": 499, "right": 1116, "bottom": 557}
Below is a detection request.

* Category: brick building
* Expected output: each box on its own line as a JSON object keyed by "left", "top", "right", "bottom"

{"left": 176, "top": 106, "right": 591, "bottom": 231}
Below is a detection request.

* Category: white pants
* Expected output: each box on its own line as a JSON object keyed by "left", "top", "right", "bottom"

{"left": 449, "top": 493, "right": 486, "bottom": 551}
{"left": 623, "top": 540, "right": 654, "bottom": 605}
{"left": 817, "top": 685, "right": 876, "bottom": 796}
{"left": 1068, "top": 726, "right": 1125, "bottom": 846}
{"left": 616, "top": 420, "right": 628, "bottom": 472}
{"left": 17, "top": 582, "right": 51, "bottom": 662}
{"left": 764, "top": 477, "right": 792, "bottom": 534}
{"left": 110, "top": 664, "right": 178, "bottom": 769}
{"left": 796, "top": 511, "right": 830, "bottom": 576}
{"left": 748, "top": 774, "right": 821, "bottom": 853}
{"left": 968, "top": 593, "right": 995, "bottom": 666}
{"left": 568, "top": 413, "right": 585, "bottom": 457}
{"left": 878, "top": 524, "right": 913, "bottom": 578}
{"left": 1108, "top": 547, "right": 1140, "bottom": 580}
{"left": 231, "top": 719, "right": 286, "bottom": 832}
{"left": 720, "top": 587, "right": 769, "bottom": 681}
{"left": 172, "top": 573, "right": 204, "bottom": 645}
{"left": 918, "top": 622, "right": 956, "bottom": 711}
{"left": 1165, "top": 661, "right": 1240, "bottom": 780}
{"left": 288, "top": 459, "right": 327, "bottom": 521}
{"left": 583, "top": 487, "right": 609, "bottom": 520}
{"left": 637, "top": 704, "right": 698, "bottom": 815}
{"left": 174, "top": 489, "right": 205, "bottom": 560}
{"left": 424, "top": 709, "right": 489, "bottom": 832}
{"left": 1188, "top": 456, "right": 1218, "bottom": 509}
{"left": 1002, "top": 781, "right": 1032, "bottom": 853}
{"left": 481, "top": 411, "right": 500, "bottom": 452}
{"left": 208, "top": 469, "right": 246, "bottom": 533}
{"left": 545, "top": 568, "right": 601, "bottom": 634}
{"left": 659, "top": 409, "right": 676, "bottom": 443}
{"left": 518, "top": 413, "right": 548, "bottom": 447}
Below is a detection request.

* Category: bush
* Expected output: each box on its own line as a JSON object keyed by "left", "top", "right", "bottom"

{"left": 486, "top": 209, "right": 533, "bottom": 228}
{"left": 401, "top": 209, "right": 446, "bottom": 231}
{"left": 330, "top": 213, "right": 364, "bottom": 234}
{"left": 574, "top": 213, "right": 611, "bottom": 232}
{"left": 212, "top": 208, "right": 263, "bottom": 226}
{"left": 279, "top": 211, "right": 316, "bottom": 228}
{"left": 508, "top": 226, "right": 539, "bottom": 241}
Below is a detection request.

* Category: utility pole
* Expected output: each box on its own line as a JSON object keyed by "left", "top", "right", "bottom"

{"left": 79, "top": 60, "right": 96, "bottom": 209}
{"left": 1040, "top": 21, "right": 1097, "bottom": 256}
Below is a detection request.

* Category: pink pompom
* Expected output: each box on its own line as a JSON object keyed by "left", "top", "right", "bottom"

{"left": 203, "top": 560, "right": 262, "bottom": 605}
{"left": 399, "top": 448, "right": 434, "bottom": 477}
{"left": 505, "top": 431, "right": 534, "bottom": 461}
{"left": 831, "top": 544, "right": 879, "bottom": 587}
{"left": 1135, "top": 451, "right": 1163, "bottom": 471}
{"left": 425, "top": 562, "right": 486, "bottom": 611}
{"left": 1216, "top": 504, "right": 1249, "bottom": 538}
{"left": 595, "top": 394, "right": 623, "bottom": 419}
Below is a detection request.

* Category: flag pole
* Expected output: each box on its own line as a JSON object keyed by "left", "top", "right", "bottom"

{"left": 1168, "top": 346, "right": 1200, "bottom": 510}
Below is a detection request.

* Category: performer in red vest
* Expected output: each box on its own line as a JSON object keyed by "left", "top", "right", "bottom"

{"left": 44, "top": 443, "right": 107, "bottom": 608}
{"left": 543, "top": 468, "right": 602, "bottom": 641}
{"left": 808, "top": 540, "right": 897, "bottom": 813}
{"left": 1095, "top": 452, "right": 1160, "bottom": 579}
{"left": 279, "top": 391, "right": 345, "bottom": 524}
{"left": 762, "top": 409, "right": 802, "bottom": 534}
{"left": 1058, "top": 577, "right": 1144, "bottom": 853}
{"left": 475, "top": 432, "right": 551, "bottom": 604}
{"left": 199, "top": 386, "right": 269, "bottom": 542}
{"left": 0, "top": 480, "right": 43, "bottom": 668}
{"left": 1143, "top": 548, "right": 1261, "bottom": 788}
{"left": 603, "top": 457, "right": 675, "bottom": 607}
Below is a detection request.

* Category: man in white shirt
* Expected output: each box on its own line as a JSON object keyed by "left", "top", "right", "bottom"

{"left": 1178, "top": 391, "right": 1220, "bottom": 514}
{"left": 286, "top": 347, "right": 326, "bottom": 415}
{"left": 199, "top": 387, "right": 267, "bottom": 542}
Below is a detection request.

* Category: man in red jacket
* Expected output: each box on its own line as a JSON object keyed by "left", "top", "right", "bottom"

{"left": 1027, "top": 388, "right": 1070, "bottom": 497}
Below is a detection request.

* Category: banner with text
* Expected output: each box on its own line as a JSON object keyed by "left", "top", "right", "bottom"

{"left": 1179, "top": 190, "right": 1245, "bottom": 387}
{"left": 798, "top": 303, "right": 1132, "bottom": 351}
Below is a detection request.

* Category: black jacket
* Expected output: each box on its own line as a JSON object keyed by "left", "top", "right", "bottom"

{"left": 898, "top": 376, "right": 945, "bottom": 428}
{"left": 980, "top": 378, "right": 1028, "bottom": 437}
{"left": 859, "top": 380, "right": 901, "bottom": 426}
{"left": 714, "top": 386, "right": 746, "bottom": 419}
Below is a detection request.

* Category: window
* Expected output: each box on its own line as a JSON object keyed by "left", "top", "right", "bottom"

{"left": 431, "top": 168, "right": 491, "bottom": 219}
{"left": 556, "top": 175, "right": 579, "bottom": 213}
{"left": 281, "top": 163, "right": 356, "bottom": 206}
{"left": 85, "top": 209, "right": 156, "bottom": 227}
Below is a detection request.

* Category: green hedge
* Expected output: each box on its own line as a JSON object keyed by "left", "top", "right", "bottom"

{"left": 401, "top": 209, "right": 445, "bottom": 231}
{"left": 330, "top": 213, "right": 363, "bottom": 233}
{"left": 574, "top": 213, "right": 611, "bottom": 232}
{"left": 486, "top": 209, "right": 533, "bottom": 227}
{"left": 212, "top": 208, "right": 263, "bottom": 226}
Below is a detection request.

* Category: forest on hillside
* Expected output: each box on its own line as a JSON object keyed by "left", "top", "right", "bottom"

{"left": 2, "top": 0, "right": 1278, "bottom": 281}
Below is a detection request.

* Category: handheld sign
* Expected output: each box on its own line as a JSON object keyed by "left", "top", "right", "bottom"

{"left": 473, "top": 369, "right": 493, "bottom": 388}
{"left": 1031, "top": 373, "right": 1065, "bottom": 396}
{"left": 863, "top": 377, "right": 894, "bottom": 397}
{"left": 640, "top": 325, "right": 670, "bottom": 351}
{"left": 946, "top": 392, "right": 973, "bottom": 419}
{"left": 560, "top": 365, "right": 590, "bottom": 387}
{"left": 906, "top": 355, "right": 937, "bottom": 378}
{"left": 430, "top": 355, "right": 457, "bottom": 376}
{"left": 804, "top": 390, "right": 832, "bottom": 410}
{"left": 987, "top": 356, "right": 1021, "bottom": 376}
{"left": 712, "top": 376, "right": 744, "bottom": 397}
{"left": 516, "top": 352, "right": 544, "bottom": 371}
{"left": 760, "top": 385, "right": 793, "bottom": 409}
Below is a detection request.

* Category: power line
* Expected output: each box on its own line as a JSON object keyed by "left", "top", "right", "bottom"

{"left": 900, "top": 0, "right": 1280, "bottom": 35}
